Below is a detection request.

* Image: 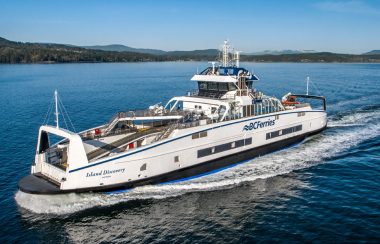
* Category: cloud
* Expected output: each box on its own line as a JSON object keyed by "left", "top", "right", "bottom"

{"left": 314, "top": 0, "right": 380, "bottom": 15}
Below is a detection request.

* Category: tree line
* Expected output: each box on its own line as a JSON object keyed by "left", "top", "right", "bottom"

{"left": 1, "top": 37, "right": 379, "bottom": 64}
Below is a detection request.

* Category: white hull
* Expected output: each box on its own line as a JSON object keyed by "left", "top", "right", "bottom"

{"left": 26, "top": 109, "right": 325, "bottom": 193}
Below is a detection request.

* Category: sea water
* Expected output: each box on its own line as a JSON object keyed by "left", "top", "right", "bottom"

{"left": 0, "top": 62, "right": 379, "bottom": 242}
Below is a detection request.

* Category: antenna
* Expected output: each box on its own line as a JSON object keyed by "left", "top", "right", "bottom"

{"left": 54, "top": 89, "right": 59, "bottom": 128}
{"left": 208, "top": 61, "right": 216, "bottom": 73}
{"left": 306, "top": 76, "right": 310, "bottom": 95}
{"left": 234, "top": 51, "right": 241, "bottom": 67}
{"left": 222, "top": 40, "right": 230, "bottom": 67}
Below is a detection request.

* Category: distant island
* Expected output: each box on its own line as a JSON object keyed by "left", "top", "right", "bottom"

{"left": 1, "top": 37, "right": 379, "bottom": 64}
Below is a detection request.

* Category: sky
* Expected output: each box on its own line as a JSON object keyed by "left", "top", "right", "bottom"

{"left": 0, "top": 0, "right": 380, "bottom": 54}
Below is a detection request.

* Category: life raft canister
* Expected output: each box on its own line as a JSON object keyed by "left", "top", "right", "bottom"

{"left": 282, "top": 95, "right": 300, "bottom": 105}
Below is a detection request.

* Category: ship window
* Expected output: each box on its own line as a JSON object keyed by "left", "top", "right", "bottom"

{"left": 174, "top": 156, "right": 179, "bottom": 163}
{"left": 175, "top": 101, "right": 183, "bottom": 110}
{"left": 192, "top": 131, "right": 207, "bottom": 139}
{"left": 245, "top": 138, "right": 252, "bottom": 145}
{"left": 275, "top": 115, "right": 279, "bottom": 120}
{"left": 165, "top": 100, "right": 177, "bottom": 110}
{"left": 271, "top": 131, "right": 280, "bottom": 138}
{"left": 295, "top": 125, "right": 302, "bottom": 131}
{"left": 228, "top": 83, "right": 237, "bottom": 91}
{"left": 192, "top": 133, "right": 200, "bottom": 139}
{"left": 140, "top": 163, "right": 147, "bottom": 171}
{"left": 235, "top": 139, "right": 245, "bottom": 148}
{"left": 266, "top": 125, "right": 302, "bottom": 140}
{"left": 199, "top": 82, "right": 207, "bottom": 90}
{"left": 266, "top": 133, "right": 271, "bottom": 140}
{"left": 218, "top": 83, "right": 228, "bottom": 91}
{"left": 198, "top": 148, "right": 212, "bottom": 158}
{"left": 297, "top": 112, "right": 306, "bottom": 117}
{"left": 208, "top": 82, "right": 218, "bottom": 91}
{"left": 282, "top": 127, "right": 293, "bottom": 135}
{"left": 197, "top": 138, "right": 253, "bottom": 158}
{"left": 215, "top": 143, "right": 232, "bottom": 153}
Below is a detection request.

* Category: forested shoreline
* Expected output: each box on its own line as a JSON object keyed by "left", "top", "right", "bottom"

{"left": 1, "top": 37, "right": 380, "bottom": 64}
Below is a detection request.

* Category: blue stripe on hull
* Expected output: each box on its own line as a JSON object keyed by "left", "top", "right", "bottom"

{"left": 106, "top": 138, "right": 306, "bottom": 195}
{"left": 69, "top": 110, "right": 325, "bottom": 173}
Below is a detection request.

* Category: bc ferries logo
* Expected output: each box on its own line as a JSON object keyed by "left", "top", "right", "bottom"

{"left": 243, "top": 119, "right": 275, "bottom": 131}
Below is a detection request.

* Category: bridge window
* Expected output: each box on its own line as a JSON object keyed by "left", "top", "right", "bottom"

{"left": 228, "top": 83, "right": 237, "bottom": 91}
{"left": 208, "top": 82, "right": 218, "bottom": 91}
{"left": 199, "top": 82, "right": 207, "bottom": 90}
{"left": 198, "top": 82, "right": 237, "bottom": 92}
{"left": 219, "top": 83, "right": 228, "bottom": 91}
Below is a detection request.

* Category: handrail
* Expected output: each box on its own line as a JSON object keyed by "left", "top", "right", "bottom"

{"left": 292, "top": 94, "right": 326, "bottom": 111}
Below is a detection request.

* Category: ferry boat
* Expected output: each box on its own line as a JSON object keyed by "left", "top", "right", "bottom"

{"left": 18, "top": 41, "right": 327, "bottom": 194}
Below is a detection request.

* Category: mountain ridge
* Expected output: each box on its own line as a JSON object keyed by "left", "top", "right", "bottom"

{"left": 82, "top": 44, "right": 166, "bottom": 55}
{"left": 363, "top": 50, "right": 380, "bottom": 55}
{"left": 1, "top": 37, "right": 380, "bottom": 63}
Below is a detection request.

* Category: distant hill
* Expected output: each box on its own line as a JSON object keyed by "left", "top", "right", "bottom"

{"left": 248, "top": 50, "right": 317, "bottom": 55}
{"left": 165, "top": 49, "right": 219, "bottom": 57}
{"left": 363, "top": 50, "right": 380, "bottom": 55}
{"left": 82, "top": 44, "right": 218, "bottom": 56}
{"left": 82, "top": 44, "right": 166, "bottom": 55}
{"left": 0, "top": 37, "right": 163, "bottom": 63}
{"left": 1, "top": 36, "right": 380, "bottom": 63}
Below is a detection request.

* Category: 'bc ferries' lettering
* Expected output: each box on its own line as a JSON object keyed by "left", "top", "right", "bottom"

{"left": 86, "top": 168, "right": 125, "bottom": 177}
{"left": 243, "top": 119, "right": 275, "bottom": 131}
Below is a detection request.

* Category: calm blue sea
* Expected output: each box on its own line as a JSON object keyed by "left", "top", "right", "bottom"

{"left": 0, "top": 62, "right": 379, "bottom": 243}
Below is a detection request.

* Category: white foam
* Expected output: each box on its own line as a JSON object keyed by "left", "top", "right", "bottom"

{"left": 15, "top": 109, "right": 380, "bottom": 215}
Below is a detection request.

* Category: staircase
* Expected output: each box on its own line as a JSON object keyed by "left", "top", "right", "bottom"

{"left": 153, "top": 124, "right": 176, "bottom": 142}
{"left": 104, "top": 112, "right": 126, "bottom": 135}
